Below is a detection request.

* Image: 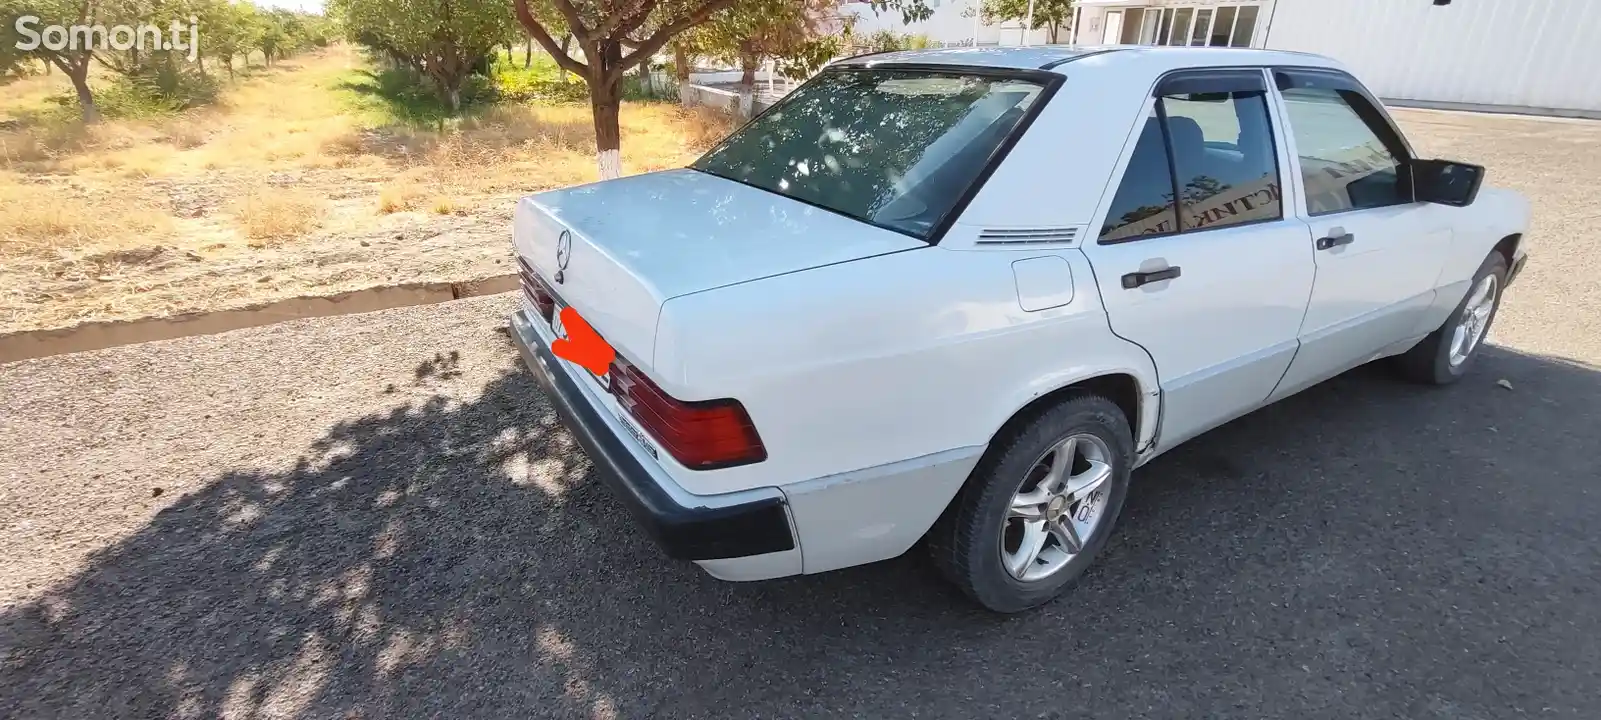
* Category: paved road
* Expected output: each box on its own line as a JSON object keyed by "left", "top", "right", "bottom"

{"left": 3, "top": 108, "right": 1601, "bottom": 719}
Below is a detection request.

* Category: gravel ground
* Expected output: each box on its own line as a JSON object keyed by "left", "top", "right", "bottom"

{"left": 3, "top": 109, "right": 1600, "bottom": 719}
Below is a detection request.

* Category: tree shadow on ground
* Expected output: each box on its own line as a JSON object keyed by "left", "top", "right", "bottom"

{"left": 3, "top": 346, "right": 1599, "bottom": 718}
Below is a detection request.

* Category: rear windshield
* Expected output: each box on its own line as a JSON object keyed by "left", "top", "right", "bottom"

{"left": 690, "top": 68, "right": 1047, "bottom": 241}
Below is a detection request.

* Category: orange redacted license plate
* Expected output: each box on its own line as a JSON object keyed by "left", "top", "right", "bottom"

{"left": 550, "top": 302, "right": 614, "bottom": 390}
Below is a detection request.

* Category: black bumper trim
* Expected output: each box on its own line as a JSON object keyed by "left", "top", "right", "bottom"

{"left": 1507, "top": 252, "right": 1528, "bottom": 286}
{"left": 510, "top": 312, "right": 795, "bottom": 561}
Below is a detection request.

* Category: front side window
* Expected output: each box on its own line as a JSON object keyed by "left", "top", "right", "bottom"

{"left": 1277, "top": 73, "right": 1411, "bottom": 216}
{"left": 1100, "top": 86, "right": 1283, "bottom": 242}
{"left": 692, "top": 68, "right": 1046, "bottom": 240}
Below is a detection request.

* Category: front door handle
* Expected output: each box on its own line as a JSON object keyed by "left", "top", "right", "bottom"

{"left": 1122, "top": 266, "right": 1181, "bottom": 289}
{"left": 1316, "top": 231, "right": 1355, "bottom": 250}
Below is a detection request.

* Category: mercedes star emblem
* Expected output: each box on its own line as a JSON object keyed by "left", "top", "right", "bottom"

{"left": 554, "top": 229, "right": 572, "bottom": 284}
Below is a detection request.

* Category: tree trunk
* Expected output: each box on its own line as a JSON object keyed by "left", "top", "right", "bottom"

{"left": 1048, "top": 23, "right": 1060, "bottom": 44}
{"left": 434, "top": 71, "right": 463, "bottom": 112}
{"left": 738, "top": 50, "right": 758, "bottom": 120}
{"left": 197, "top": 51, "right": 206, "bottom": 77}
{"left": 589, "top": 70, "right": 623, "bottom": 180}
{"left": 67, "top": 64, "right": 99, "bottom": 124}
{"left": 524, "top": 38, "right": 532, "bottom": 69}
{"left": 674, "top": 44, "right": 691, "bottom": 105}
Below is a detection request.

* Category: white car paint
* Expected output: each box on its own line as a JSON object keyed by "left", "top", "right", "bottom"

{"left": 509, "top": 45, "right": 1531, "bottom": 581}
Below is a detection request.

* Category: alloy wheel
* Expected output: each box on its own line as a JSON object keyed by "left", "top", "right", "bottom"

{"left": 1449, "top": 273, "right": 1498, "bottom": 367}
{"left": 1000, "top": 433, "right": 1115, "bottom": 582}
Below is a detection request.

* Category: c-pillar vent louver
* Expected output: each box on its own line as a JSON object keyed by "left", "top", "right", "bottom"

{"left": 975, "top": 227, "right": 1079, "bottom": 246}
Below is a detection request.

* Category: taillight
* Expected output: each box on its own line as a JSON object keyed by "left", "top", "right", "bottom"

{"left": 609, "top": 358, "right": 766, "bottom": 470}
{"left": 517, "top": 255, "right": 555, "bottom": 323}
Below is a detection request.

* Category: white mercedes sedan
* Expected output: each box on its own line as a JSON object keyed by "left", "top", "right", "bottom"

{"left": 508, "top": 45, "right": 1531, "bottom": 612}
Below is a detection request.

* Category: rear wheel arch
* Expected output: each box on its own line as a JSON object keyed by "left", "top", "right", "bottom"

{"left": 1493, "top": 233, "right": 1521, "bottom": 266}
{"left": 986, "top": 372, "right": 1147, "bottom": 462}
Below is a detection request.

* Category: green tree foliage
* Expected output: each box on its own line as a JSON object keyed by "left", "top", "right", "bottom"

{"left": 971, "top": 0, "right": 1073, "bottom": 43}
{"left": 2, "top": 0, "right": 103, "bottom": 121}
{"left": 198, "top": 1, "right": 259, "bottom": 77}
{"left": 858, "top": 28, "right": 931, "bottom": 52}
{"left": 329, "top": 0, "right": 517, "bottom": 111}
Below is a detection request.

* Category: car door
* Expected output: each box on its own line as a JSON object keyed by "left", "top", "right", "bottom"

{"left": 1265, "top": 68, "right": 1455, "bottom": 402}
{"left": 1085, "top": 68, "right": 1316, "bottom": 453}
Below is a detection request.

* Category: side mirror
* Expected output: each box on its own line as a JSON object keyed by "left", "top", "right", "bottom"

{"left": 1414, "top": 158, "right": 1485, "bottom": 207}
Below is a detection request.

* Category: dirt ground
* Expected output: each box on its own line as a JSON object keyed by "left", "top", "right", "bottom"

{"left": 0, "top": 48, "right": 733, "bottom": 336}
{"left": 1, "top": 108, "right": 1599, "bottom": 719}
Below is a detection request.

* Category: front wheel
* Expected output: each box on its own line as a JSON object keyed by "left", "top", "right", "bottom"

{"left": 928, "top": 393, "right": 1134, "bottom": 613}
{"left": 1393, "top": 251, "right": 1508, "bottom": 385}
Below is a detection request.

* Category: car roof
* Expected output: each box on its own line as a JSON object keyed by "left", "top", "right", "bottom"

{"left": 834, "top": 44, "right": 1341, "bottom": 74}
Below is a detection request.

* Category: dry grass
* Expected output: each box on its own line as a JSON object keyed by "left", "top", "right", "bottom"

{"left": 0, "top": 45, "right": 740, "bottom": 334}
{"left": 429, "top": 196, "right": 459, "bottom": 215}
{"left": 0, "top": 174, "right": 172, "bottom": 258}
{"left": 228, "top": 189, "right": 327, "bottom": 246}
{"left": 377, "top": 180, "right": 427, "bottom": 214}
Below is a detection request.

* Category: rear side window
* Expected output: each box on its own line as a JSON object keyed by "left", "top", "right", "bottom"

{"left": 1276, "top": 71, "right": 1411, "bottom": 216}
{"left": 1100, "top": 83, "right": 1283, "bottom": 242}
{"left": 1100, "top": 112, "right": 1180, "bottom": 241}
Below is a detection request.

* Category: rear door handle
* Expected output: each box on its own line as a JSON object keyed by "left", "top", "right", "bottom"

{"left": 1316, "top": 231, "right": 1355, "bottom": 250}
{"left": 1121, "top": 266, "right": 1181, "bottom": 289}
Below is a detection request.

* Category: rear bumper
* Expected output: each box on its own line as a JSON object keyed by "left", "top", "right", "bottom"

{"left": 509, "top": 309, "right": 796, "bottom": 561}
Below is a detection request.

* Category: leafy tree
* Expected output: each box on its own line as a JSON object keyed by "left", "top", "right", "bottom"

{"left": 511, "top": 0, "right": 739, "bottom": 179}
{"left": 201, "top": 1, "right": 260, "bottom": 76}
{"left": 860, "top": 28, "right": 930, "bottom": 52}
{"left": 0, "top": 0, "right": 102, "bottom": 121}
{"left": 969, "top": 0, "right": 1073, "bottom": 43}
{"left": 255, "top": 8, "right": 289, "bottom": 63}
{"left": 330, "top": 0, "right": 518, "bottom": 110}
{"left": 512, "top": 0, "right": 931, "bottom": 180}
{"left": 92, "top": 0, "right": 202, "bottom": 80}
{"left": 697, "top": 0, "right": 841, "bottom": 117}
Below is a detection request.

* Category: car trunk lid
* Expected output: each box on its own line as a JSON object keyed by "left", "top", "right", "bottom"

{"left": 512, "top": 168, "right": 923, "bottom": 366}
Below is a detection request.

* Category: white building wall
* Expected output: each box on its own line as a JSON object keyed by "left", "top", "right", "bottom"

{"left": 1263, "top": 0, "right": 1601, "bottom": 115}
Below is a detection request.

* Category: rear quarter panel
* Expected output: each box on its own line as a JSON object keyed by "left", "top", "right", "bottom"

{"left": 649, "top": 246, "right": 1156, "bottom": 497}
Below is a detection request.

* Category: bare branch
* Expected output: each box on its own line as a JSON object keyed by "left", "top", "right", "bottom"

{"left": 588, "top": 0, "right": 650, "bottom": 42}
{"left": 43, "top": 53, "right": 73, "bottom": 76}
{"left": 618, "top": 0, "right": 737, "bottom": 73}
{"left": 550, "top": 0, "right": 596, "bottom": 43}
{"left": 513, "top": 0, "right": 591, "bottom": 76}
{"left": 613, "top": 0, "right": 659, "bottom": 39}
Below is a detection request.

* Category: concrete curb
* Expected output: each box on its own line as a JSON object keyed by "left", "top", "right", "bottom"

{"left": 0, "top": 274, "right": 519, "bottom": 365}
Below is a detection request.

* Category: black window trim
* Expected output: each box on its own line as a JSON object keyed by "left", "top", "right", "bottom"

{"left": 686, "top": 62, "right": 1066, "bottom": 246}
{"left": 1272, "top": 66, "right": 1420, "bottom": 218}
{"left": 1098, "top": 66, "right": 1287, "bottom": 246}
{"left": 1153, "top": 68, "right": 1268, "bottom": 97}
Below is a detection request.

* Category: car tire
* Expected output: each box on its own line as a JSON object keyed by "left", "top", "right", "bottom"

{"left": 1393, "top": 251, "right": 1508, "bottom": 386}
{"left": 928, "top": 392, "right": 1134, "bottom": 613}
